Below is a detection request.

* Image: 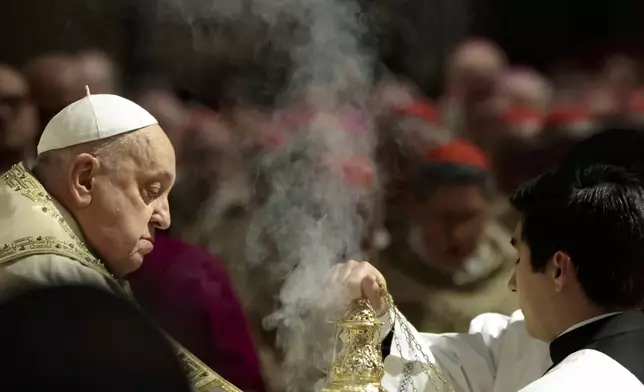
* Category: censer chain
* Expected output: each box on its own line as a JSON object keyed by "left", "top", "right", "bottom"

{"left": 377, "top": 280, "right": 455, "bottom": 392}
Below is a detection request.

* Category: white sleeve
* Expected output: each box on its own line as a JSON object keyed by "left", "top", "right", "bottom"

{"left": 380, "top": 310, "right": 547, "bottom": 392}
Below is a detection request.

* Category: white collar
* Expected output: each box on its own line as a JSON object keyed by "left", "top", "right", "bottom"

{"left": 407, "top": 225, "right": 493, "bottom": 284}
{"left": 558, "top": 312, "right": 624, "bottom": 338}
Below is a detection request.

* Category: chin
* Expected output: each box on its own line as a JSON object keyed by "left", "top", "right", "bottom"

{"left": 129, "top": 254, "right": 145, "bottom": 272}
{"left": 113, "top": 255, "right": 145, "bottom": 278}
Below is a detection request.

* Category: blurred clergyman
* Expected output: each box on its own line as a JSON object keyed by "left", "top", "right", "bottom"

{"left": 441, "top": 38, "right": 508, "bottom": 144}
{"left": 377, "top": 139, "right": 517, "bottom": 332}
{"left": 23, "top": 52, "right": 84, "bottom": 129}
{"left": 377, "top": 97, "right": 451, "bottom": 209}
{"left": 0, "top": 64, "right": 38, "bottom": 170}
{"left": 136, "top": 88, "right": 267, "bottom": 389}
{"left": 129, "top": 233, "right": 267, "bottom": 392}
{"left": 75, "top": 49, "right": 122, "bottom": 94}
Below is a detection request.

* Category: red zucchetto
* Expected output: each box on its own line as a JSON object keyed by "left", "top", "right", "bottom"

{"left": 426, "top": 139, "right": 490, "bottom": 170}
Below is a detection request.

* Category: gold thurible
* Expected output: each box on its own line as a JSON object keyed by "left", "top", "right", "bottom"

{"left": 322, "top": 298, "right": 386, "bottom": 392}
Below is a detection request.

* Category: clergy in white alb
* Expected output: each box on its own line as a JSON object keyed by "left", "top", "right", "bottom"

{"left": 0, "top": 87, "right": 239, "bottom": 392}
{"left": 335, "top": 154, "right": 644, "bottom": 391}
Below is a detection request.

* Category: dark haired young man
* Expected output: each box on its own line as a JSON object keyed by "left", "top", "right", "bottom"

{"left": 507, "top": 165, "right": 644, "bottom": 390}
{"left": 334, "top": 160, "right": 644, "bottom": 391}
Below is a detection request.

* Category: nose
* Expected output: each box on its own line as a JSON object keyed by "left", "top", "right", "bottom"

{"left": 507, "top": 269, "right": 517, "bottom": 292}
{"left": 150, "top": 197, "right": 171, "bottom": 230}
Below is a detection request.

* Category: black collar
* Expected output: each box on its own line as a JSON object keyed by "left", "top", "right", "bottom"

{"left": 549, "top": 311, "right": 644, "bottom": 368}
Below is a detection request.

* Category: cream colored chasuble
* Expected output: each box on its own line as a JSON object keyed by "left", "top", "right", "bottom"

{"left": 0, "top": 163, "right": 241, "bottom": 392}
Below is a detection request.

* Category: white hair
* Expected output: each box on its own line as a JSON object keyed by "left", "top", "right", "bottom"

{"left": 32, "top": 131, "right": 141, "bottom": 188}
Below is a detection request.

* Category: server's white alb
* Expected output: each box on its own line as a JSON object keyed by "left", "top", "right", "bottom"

{"left": 379, "top": 310, "right": 643, "bottom": 392}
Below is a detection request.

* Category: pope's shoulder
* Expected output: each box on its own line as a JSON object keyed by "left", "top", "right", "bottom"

{"left": 0, "top": 164, "right": 127, "bottom": 296}
{"left": 0, "top": 254, "right": 122, "bottom": 300}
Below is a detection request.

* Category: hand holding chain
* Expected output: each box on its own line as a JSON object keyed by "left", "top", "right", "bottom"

{"left": 376, "top": 280, "right": 454, "bottom": 392}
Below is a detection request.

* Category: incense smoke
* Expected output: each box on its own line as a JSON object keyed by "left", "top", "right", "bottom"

{"left": 157, "top": 0, "right": 376, "bottom": 390}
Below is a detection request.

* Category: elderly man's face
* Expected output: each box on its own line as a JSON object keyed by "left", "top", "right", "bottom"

{"left": 447, "top": 42, "right": 506, "bottom": 105}
{"left": 72, "top": 125, "right": 176, "bottom": 277}
{"left": 413, "top": 184, "right": 490, "bottom": 270}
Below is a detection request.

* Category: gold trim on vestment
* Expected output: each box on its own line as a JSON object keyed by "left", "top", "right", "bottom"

{"left": 0, "top": 236, "right": 116, "bottom": 281}
{"left": 174, "top": 340, "right": 244, "bottom": 392}
{"left": 0, "top": 165, "right": 114, "bottom": 280}
{"left": 0, "top": 163, "right": 242, "bottom": 392}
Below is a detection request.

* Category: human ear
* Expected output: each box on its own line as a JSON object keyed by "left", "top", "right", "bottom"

{"left": 551, "top": 251, "right": 573, "bottom": 292}
{"left": 68, "top": 153, "right": 100, "bottom": 208}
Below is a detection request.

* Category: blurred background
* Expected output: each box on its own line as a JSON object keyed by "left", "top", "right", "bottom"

{"left": 1, "top": 0, "right": 643, "bottom": 391}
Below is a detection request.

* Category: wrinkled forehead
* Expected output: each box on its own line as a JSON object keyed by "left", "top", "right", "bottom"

{"left": 126, "top": 126, "right": 176, "bottom": 178}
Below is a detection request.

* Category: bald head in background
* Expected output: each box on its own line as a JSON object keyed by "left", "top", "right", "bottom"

{"left": 0, "top": 64, "right": 38, "bottom": 170}
{"left": 23, "top": 53, "right": 84, "bottom": 128}
{"left": 501, "top": 68, "right": 553, "bottom": 112}
{"left": 446, "top": 38, "right": 507, "bottom": 104}
{"left": 371, "top": 74, "right": 421, "bottom": 116}
{"left": 76, "top": 50, "right": 121, "bottom": 95}
{"left": 587, "top": 55, "right": 641, "bottom": 121}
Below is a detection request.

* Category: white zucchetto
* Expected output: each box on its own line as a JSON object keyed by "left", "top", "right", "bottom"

{"left": 37, "top": 86, "right": 157, "bottom": 155}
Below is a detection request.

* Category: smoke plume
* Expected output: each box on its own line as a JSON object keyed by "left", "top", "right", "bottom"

{"left": 157, "top": 0, "right": 376, "bottom": 390}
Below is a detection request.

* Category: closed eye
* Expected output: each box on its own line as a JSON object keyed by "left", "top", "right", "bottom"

{"left": 143, "top": 185, "right": 162, "bottom": 202}
{"left": 149, "top": 186, "right": 161, "bottom": 197}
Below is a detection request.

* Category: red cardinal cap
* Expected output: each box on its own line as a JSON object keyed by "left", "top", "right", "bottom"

{"left": 544, "top": 105, "right": 590, "bottom": 127}
{"left": 426, "top": 139, "right": 490, "bottom": 170}
{"left": 502, "top": 105, "right": 542, "bottom": 125}
{"left": 628, "top": 88, "right": 644, "bottom": 112}
{"left": 392, "top": 99, "right": 442, "bottom": 126}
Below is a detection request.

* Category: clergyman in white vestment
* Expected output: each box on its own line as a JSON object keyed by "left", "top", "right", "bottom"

{"left": 337, "top": 154, "right": 644, "bottom": 392}
{"left": 0, "top": 89, "right": 239, "bottom": 392}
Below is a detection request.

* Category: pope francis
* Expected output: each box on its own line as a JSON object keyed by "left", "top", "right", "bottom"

{"left": 0, "top": 87, "right": 239, "bottom": 392}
